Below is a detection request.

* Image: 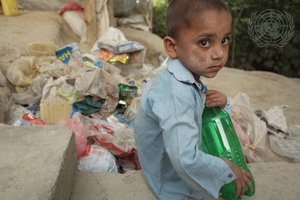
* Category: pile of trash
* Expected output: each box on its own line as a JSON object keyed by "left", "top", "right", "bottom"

{"left": 1, "top": 25, "right": 163, "bottom": 174}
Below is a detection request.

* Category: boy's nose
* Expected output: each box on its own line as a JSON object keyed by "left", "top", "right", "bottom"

{"left": 211, "top": 47, "right": 224, "bottom": 60}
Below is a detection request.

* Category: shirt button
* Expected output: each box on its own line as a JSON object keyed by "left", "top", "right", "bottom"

{"left": 228, "top": 173, "right": 233, "bottom": 179}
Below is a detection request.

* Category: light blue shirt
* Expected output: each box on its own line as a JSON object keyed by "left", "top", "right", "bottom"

{"left": 134, "top": 59, "right": 236, "bottom": 200}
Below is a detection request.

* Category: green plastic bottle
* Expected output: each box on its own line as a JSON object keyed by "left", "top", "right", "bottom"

{"left": 199, "top": 107, "right": 255, "bottom": 200}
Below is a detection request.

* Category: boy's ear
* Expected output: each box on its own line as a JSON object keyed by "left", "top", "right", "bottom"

{"left": 163, "top": 36, "right": 177, "bottom": 58}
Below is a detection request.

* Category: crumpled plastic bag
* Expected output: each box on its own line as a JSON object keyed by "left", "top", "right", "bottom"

{"left": 7, "top": 104, "right": 31, "bottom": 125}
{"left": 41, "top": 76, "right": 83, "bottom": 104}
{"left": 25, "top": 41, "right": 58, "bottom": 57}
{"left": 75, "top": 66, "right": 119, "bottom": 117}
{"left": 232, "top": 119, "right": 257, "bottom": 163}
{"left": 230, "top": 93, "right": 268, "bottom": 162}
{"left": 78, "top": 144, "right": 118, "bottom": 173}
{"left": 6, "top": 56, "right": 40, "bottom": 91}
{"left": 90, "top": 119, "right": 135, "bottom": 154}
{"left": 12, "top": 75, "right": 48, "bottom": 106}
{"left": 124, "top": 97, "right": 140, "bottom": 122}
{"left": 269, "top": 125, "right": 300, "bottom": 162}
{"left": 37, "top": 56, "right": 79, "bottom": 79}
{"left": 259, "top": 105, "right": 288, "bottom": 134}
{"left": 94, "top": 27, "right": 127, "bottom": 51}
{"left": 91, "top": 27, "right": 144, "bottom": 53}
{"left": 58, "top": 118, "right": 88, "bottom": 158}
{"left": 71, "top": 112, "right": 140, "bottom": 171}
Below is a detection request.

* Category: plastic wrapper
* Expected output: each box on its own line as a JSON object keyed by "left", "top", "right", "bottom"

{"left": 54, "top": 43, "right": 83, "bottom": 79}
{"left": 82, "top": 54, "right": 102, "bottom": 69}
{"left": 12, "top": 113, "right": 46, "bottom": 126}
{"left": 56, "top": 42, "right": 82, "bottom": 65}
{"left": 116, "top": 83, "right": 138, "bottom": 113}
{"left": 99, "top": 49, "right": 129, "bottom": 64}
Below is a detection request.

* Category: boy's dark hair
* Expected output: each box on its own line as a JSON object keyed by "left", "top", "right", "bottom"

{"left": 166, "top": 0, "right": 231, "bottom": 39}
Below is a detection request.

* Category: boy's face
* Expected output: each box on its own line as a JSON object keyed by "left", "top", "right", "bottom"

{"left": 165, "top": 10, "right": 232, "bottom": 80}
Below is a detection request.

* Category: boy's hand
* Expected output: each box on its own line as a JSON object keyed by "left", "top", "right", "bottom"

{"left": 205, "top": 90, "right": 227, "bottom": 108}
{"left": 221, "top": 158, "right": 253, "bottom": 198}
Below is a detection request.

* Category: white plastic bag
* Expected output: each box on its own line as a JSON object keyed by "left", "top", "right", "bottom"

{"left": 269, "top": 125, "right": 300, "bottom": 162}
{"left": 78, "top": 144, "right": 118, "bottom": 173}
{"left": 230, "top": 93, "right": 268, "bottom": 162}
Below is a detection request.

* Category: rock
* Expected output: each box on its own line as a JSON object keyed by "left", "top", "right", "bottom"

{"left": 18, "top": 0, "right": 83, "bottom": 11}
{"left": 0, "top": 71, "right": 13, "bottom": 123}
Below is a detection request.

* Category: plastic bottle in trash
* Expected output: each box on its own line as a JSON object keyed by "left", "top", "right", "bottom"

{"left": 199, "top": 107, "right": 255, "bottom": 200}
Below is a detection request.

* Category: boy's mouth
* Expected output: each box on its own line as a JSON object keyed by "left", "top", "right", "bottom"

{"left": 208, "top": 65, "right": 222, "bottom": 72}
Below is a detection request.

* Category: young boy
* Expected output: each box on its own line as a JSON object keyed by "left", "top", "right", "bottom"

{"left": 134, "top": 0, "right": 253, "bottom": 199}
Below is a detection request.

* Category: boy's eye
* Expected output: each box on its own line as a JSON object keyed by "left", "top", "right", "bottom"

{"left": 222, "top": 37, "right": 231, "bottom": 45}
{"left": 198, "top": 39, "right": 210, "bottom": 47}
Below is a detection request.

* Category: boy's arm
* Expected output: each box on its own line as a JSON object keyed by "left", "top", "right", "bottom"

{"left": 205, "top": 89, "right": 231, "bottom": 114}
{"left": 220, "top": 158, "right": 253, "bottom": 198}
{"left": 152, "top": 97, "right": 236, "bottom": 198}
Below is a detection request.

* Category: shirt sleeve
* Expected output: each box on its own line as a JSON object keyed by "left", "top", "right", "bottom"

{"left": 223, "top": 97, "right": 231, "bottom": 115}
{"left": 152, "top": 96, "right": 236, "bottom": 199}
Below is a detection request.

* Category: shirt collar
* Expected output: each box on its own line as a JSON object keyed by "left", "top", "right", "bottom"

{"left": 167, "top": 58, "right": 207, "bottom": 93}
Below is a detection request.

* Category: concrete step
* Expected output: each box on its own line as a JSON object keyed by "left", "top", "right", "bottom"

{"left": 70, "top": 170, "right": 156, "bottom": 200}
{"left": 70, "top": 162, "right": 300, "bottom": 200}
{"left": 0, "top": 125, "right": 76, "bottom": 200}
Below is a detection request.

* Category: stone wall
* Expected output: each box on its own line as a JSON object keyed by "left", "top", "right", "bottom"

{"left": 18, "top": 0, "right": 83, "bottom": 11}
